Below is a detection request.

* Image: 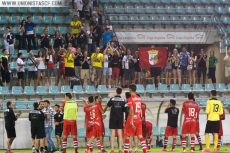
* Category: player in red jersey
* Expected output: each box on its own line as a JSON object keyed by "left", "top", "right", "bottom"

{"left": 124, "top": 84, "right": 147, "bottom": 153}
{"left": 141, "top": 98, "right": 147, "bottom": 141}
{"left": 181, "top": 92, "right": 199, "bottom": 152}
{"left": 194, "top": 99, "right": 203, "bottom": 151}
{"left": 145, "top": 120, "right": 153, "bottom": 150}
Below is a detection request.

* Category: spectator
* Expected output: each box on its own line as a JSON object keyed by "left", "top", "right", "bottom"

{"left": 65, "top": 33, "right": 76, "bottom": 48}
{"left": 17, "top": 20, "right": 26, "bottom": 50}
{"left": 67, "top": 42, "right": 76, "bottom": 54}
{"left": 37, "top": 51, "right": 46, "bottom": 86}
{"left": 208, "top": 50, "right": 219, "bottom": 86}
{"left": 57, "top": 46, "right": 66, "bottom": 86}
{"left": 101, "top": 28, "right": 113, "bottom": 50}
{"left": 84, "top": 4, "right": 91, "bottom": 24}
{"left": 80, "top": 51, "right": 91, "bottom": 86}
{"left": 188, "top": 49, "right": 197, "bottom": 86}
{"left": 53, "top": 31, "right": 64, "bottom": 63}
{"left": 111, "top": 49, "right": 120, "bottom": 88}
{"left": 87, "top": 25, "right": 97, "bottom": 56}
{"left": 16, "top": 53, "right": 25, "bottom": 88}
{"left": 40, "top": 29, "right": 51, "bottom": 56}
{"left": 74, "top": 47, "right": 83, "bottom": 78}
{"left": 3, "top": 26, "right": 15, "bottom": 63}
{"left": 110, "top": 36, "right": 120, "bottom": 48}
{"left": 166, "top": 52, "right": 172, "bottom": 87}
{"left": 0, "top": 49, "right": 10, "bottom": 87}
{"left": 70, "top": 15, "right": 82, "bottom": 36}
{"left": 122, "top": 49, "right": 137, "bottom": 88}
{"left": 103, "top": 46, "right": 112, "bottom": 88}
{"left": 134, "top": 51, "right": 141, "bottom": 84}
{"left": 103, "top": 19, "right": 113, "bottom": 32}
{"left": 91, "top": 47, "right": 104, "bottom": 86}
{"left": 92, "top": 5, "right": 103, "bottom": 26}
{"left": 28, "top": 52, "right": 38, "bottom": 89}
{"left": 74, "top": 0, "right": 84, "bottom": 20}
{"left": 223, "top": 50, "right": 230, "bottom": 85}
{"left": 179, "top": 46, "right": 190, "bottom": 84}
{"left": 141, "top": 68, "right": 147, "bottom": 86}
{"left": 64, "top": 48, "right": 76, "bottom": 85}
{"left": 150, "top": 67, "right": 161, "bottom": 86}
{"left": 45, "top": 46, "right": 58, "bottom": 86}
{"left": 172, "top": 49, "right": 182, "bottom": 86}
{"left": 197, "top": 48, "right": 207, "bottom": 86}
{"left": 119, "top": 44, "right": 126, "bottom": 87}
{"left": 90, "top": 15, "right": 101, "bottom": 47}
{"left": 26, "top": 16, "right": 36, "bottom": 51}
{"left": 76, "top": 26, "right": 89, "bottom": 51}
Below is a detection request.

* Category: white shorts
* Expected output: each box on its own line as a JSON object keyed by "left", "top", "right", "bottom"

{"left": 5, "top": 45, "right": 14, "bottom": 55}
{"left": 225, "top": 66, "right": 230, "bottom": 77}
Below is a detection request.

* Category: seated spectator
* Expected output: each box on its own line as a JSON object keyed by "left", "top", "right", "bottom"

{"left": 209, "top": 50, "right": 219, "bottom": 86}
{"left": 64, "top": 48, "right": 76, "bottom": 85}
{"left": 103, "top": 19, "right": 113, "bottom": 33}
{"left": 103, "top": 46, "right": 112, "bottom": 88}
{"left": 65, "top": 33, "right": 76, "bottom": 48}
{"left": 223, "top": 50, "right": 230, "bottom": 85}
{"left": 84, "top": 4, "right": 91, "bottom": 24}
{"left": 37, "top": 51, "right": 46, "bottom": 86}
{"left": 45, "top": 46, "right": 58, "bottom": 86}
{"left": 111, "top": 49, "right": 120, "bottom": 88}
{"left": 74, "top": 47, "right": 83, "bottom": 78}
{"left": 180, "top": 46, "right": 190, "bottom": 84}
{"left": 53, "top": 31, "right": 64, "bottom": 63}
{"left": 87, "top": 26, "right": 97, "bottom": 56}
{"left": 92, "top": 5, "right": 103, "bottom": 26}
{"left": 90, "top": 16, "right": 101, "bottom": 47}
{"left": 101, "top": 28, "right": 113, "bottom": 51}
{"left": 17, "top": 20, "right": 26, "bottom": 50}
{"left": 40, "top": 29, "right": 51, "bottom": 57}
{"left": 57, "top": 46, "right": 66, "bottom": 86}
{"left": 28, "top": 52, "right": 38, "bottom": 89}
{"left": 0, "top": 49, "right": 10, "bottom": 87}
{"left": 122, "top": 49, "right": 136, "bottom": 88}
{"left": 134, "top": 51, "right": 141, "bottom": 84}
{"left": 188, "top": 49, "right": 197, "bottom": 86}
{"left": 3, "top": 26, "right": 15, "bottom": 63}
{"left": 76, "top": 26, "right": 89, "bottom": 51}
{"left": 80, "top": 51, "right": 91, "bottom": 86}
{"left": 70, "top": 15, "right": 82, "bottom": 36}
{"left": 166, "top": 52, "right": 172, "bottom": 87}
{"left": 172, "top": 49, "right": 181, "bottom": 87}
{"left": 16, "top": 53, "right": 25, "bottom": 88}
{"left": 91, "top": 47, "right": 104, "bottom": 86}
{"left": 110, "top": 36, "right": 119, "bottom": 48}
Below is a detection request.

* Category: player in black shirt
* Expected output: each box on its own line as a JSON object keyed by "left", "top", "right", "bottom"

{"left": 54, "top": 104, "right": 64, "bottom": 152}
{"left": 162, "top": 99, "right": 179, "bottom": 151}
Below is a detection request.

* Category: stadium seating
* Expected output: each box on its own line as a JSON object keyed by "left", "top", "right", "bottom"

{"left": 193, "top": 84, "right": 204, "bottom": 92}
{"left": 160, "top": 127, "right": 166, "bottom": 136}
{"left": 10, "top": 62, "right": 17, "bottom": 70}
{"left": 223, "top": 99, "right": 230, "bottom": 105}
{"left": 125, "top": 6, "right": 134, "bottom": 14}
{"left": 182, "top": 84, "right": 191, "bottom": 93}
{"left": 50, "top": 7, "right": 59, "bottom": 14}
{"left": 53, "top": 16, "right": 63, "bottom": 24}
{"left": 196, "top": 6, "right": 206, "bottom": 14}
{"left": 146, "top": 6, "right": 155, "bottom": 14}
{"left": 156, "top": 6, "right": 165, "bottom": 14}
{"left": 201, "top": 0, "right": 210, "bottom": 3}
{"left": 222, "top": 17, "right": 230, "bottom": 25}
{"left": 105, "top": 128, "right": 111, "bottom": 137}
{"left": 129, "top": 16, "right": 139, "bottom": 24}
{"left": 120, "top": 0, "right": 129, "bottom": 3}
{"left": 61, "top": 86, "right": 71, "bottom": 94}
{"left": 200, "top": 99, "right": 208, "bottom": 106}
{"left": 218, "top": 27, "right": 226, "bottom": 35}
{"left": 24, "top": 86, "right": 35, "bottom": 95}
{"left": 24, "top": 62, "right": 28, "bottom": 70}
{"left": 140, "top": 16, "right": 149, "bottom": 24}
{"left": 57, "top": 27, "right": 67, "bottom": 35}
{"left": 85, "top": 85, "right": 96, "bottom": 94}
{"left": 0, "top": 16, "right": 8, "bottom": 24}
{"left": 205, "top": 84, "right": 214, "bottom": 92}
{"left": 114, "top": 6, "right": 124, "bottom": 14}
{"left": 170, "top": 84, "right": 180, "bottom": 93}
{"left": 12, "top": 27, "right": 18, "bottom": 35}
{"left": 35, "top": 27, "right": 43, "bottom": 35}
{"left": 166, "top": 6, "right": 175, "bottom": 14}
{"left": 135, "top": 6, "right": 145, "bottom": 14}
{"left": 97, "top": 85, "right": 108, "bottom": 94}
{"left": 119, "top": 16, "right": 128, "bottom": 24}
{"left": 146, "top": 84, "right": 156, "bottom": 93}
{"left": 73, "top": 85, "right": 84, "bottom": 95}
{"left": 17, "top": 7, "right": 27, "bottom": 14}
{"left": 205, "top": 6, "right": 214, "bottom": 14}
{"left": 140, "top": 0, "right": 150, "bottom": 3}
{"left": 136, "top": 84, "right": 145, "bottom": 93}
{"left": 77, "top": 128, "right": 86, "bottom": 138}
{"left": 105, "top": 6, "right": 113, "bottom": 14}
{"left": 47, "top": 27, "right": 55, "bottom": 35}
{"left": 149, "top": 16, "right": 159, "bottom": 24}
{"left": 36, "top": 86, "right": 47, "bottom": 95}
{"left": 32, "top": 16, "right": 41, "bottom": 24}
{"left": 20, "top": 16, "right": 27, "bottom": 22}
{"left": 64, "top": 16, "right": 72, "bottom": 24}
{"left": 7, "top": 7, "right": 16, "bottom": 13}
{"left": 216, "top": 84, "right": 227, "bottom": 92}
{"left": 19, "top": 50, "right": 29, "bottom": 58}
{"left": 211, "top": 0, "right": 220, "bottom": 4}
{"left": 130, "top": 0, "right": 139, "bottom": 3}
{"left": 202, "top": 17, "right": 211, "bottom": 24}
{"left": 28, "top": 102, "right": 34, "bottom": 109}
{"left": 152, "top": 127, "right": 160, "bottom": 136}
{"left": 49, "top": 86, "right": 59, "bottom": 95}
{"left": 0, "top": 7, "right": 5, "bottom": 13}
{"left": 42, "top": 16, "right": 52, "bottom": 24}
{"left": 216, "top": 6, "right": 225, "bottom": 14}
{"left": 12, "top": 86, "right": 23, "bottom": 96}
{"left": 186, "top": 6, "right": 195, "bottom": 14}
{"left": 39, "top": 7, "right": 49, "bottom": 14}
{"left": 150, "top": 0, "right": 160, "bottom": 3}
{"left": 178, "top": 127, "right": 182, "bottom": 136}
{"left": 161, "top": 16, "right": 170, "bottom": 24}
{"left": 0, "top": 86, "right": 10, "bottom": 96}
{"left": 158, "top": 84, "right": 169, "bottom": 93}
{"left": 60, "top": 7, "right": 70, "bottom": 14}
{"left": 192, "top": 17, "right": 201, "bottom": 24}
{"left": 28, "top": 7, "right": 38, "bottom": 13}
{"left": 49, "top": 39, "right": 54, "bottom": 46}
{"left": 15, "top": 102, "right": 27, "bottom": 109}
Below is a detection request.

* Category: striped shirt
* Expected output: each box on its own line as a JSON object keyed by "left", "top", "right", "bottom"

{"left": 44, "top": 106, "right": 55, "bottom": 128}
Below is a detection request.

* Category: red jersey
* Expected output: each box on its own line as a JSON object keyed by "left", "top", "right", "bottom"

{"left": 45, "top": 53, "right": 55, "bottom": 68}
{"left": 127, "top": 95, "right": 142, "bottom": 122}
{"left": 182, "top": 101, "right": 199, "bottom": 121}
{"left": 58, "top": 54, "right": 65, "bottom": 68}
{"left": 196, "top": 105, "right": 200, "bottom": 121}
{"left": 94, "top": 102, "right": 103, "bottom": 122}
{"left": 61, "top": 101, "right": 78, "bottom": 125}
{"left": 141, "top": 103, "right": 146, "bottom": 121}
{"left": 146, "top": 120, "right": 152, "bottom": 127}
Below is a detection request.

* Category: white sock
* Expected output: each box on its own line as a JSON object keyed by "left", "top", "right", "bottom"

{"left": 129, "top": 148, "right": 132, "bottom": 151}
{"left": 135, "top": 148, "right": 138, "bottom": 151}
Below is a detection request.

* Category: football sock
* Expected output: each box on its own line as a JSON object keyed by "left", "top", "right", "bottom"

{"left": 73, "top": 138, "right": 78, "bottom": 152}
{"left": 172, "top": 138, "right": 177, "bottom": 149}
{"left": 214, "top": 134, "right": 218, "bottom": 149}
{"left": 86, "top": 144, "right": 90, "bottom": 150}
{"left": 163, "top": 137, "right": 168, "bottom": 149}
{"left": 147, "top": 136, "right": 151, "bottom": 150}
{"left": 45, "top": 146, "right": 48, "bottom": 151}
{"left": 40, "top": 147, "right": 43, "bottom": 152}
{"left": 191, "top": 137, "right": 195, "bottom": 150}
{"left": 124, "top": 139, "right": 130, "bottom": 153}
{"left": 205, "top": 134, "right": 210, "bottom": 149}
{"left": 96, "top": 137, "right": 101, "bottom": 152}
{"left": 101, "top": 146, "right": 104, "bottom": 152}
{"left": 32, "top": 145, "right": 35, "bottom": 148}
{"left": 140, "top": 137, "right": 147, "bottom": 153}
{"left": 129, "top": 148, "right": 132, "bottom": 151}
{"left": 36, "top": 149, "right": 39, "bottom": 152}
{"left": 90, "top": 142, "right": 93, "bottom": 152}
{"left": 135, "top": 148, "right": 138, "bottom": 151}
{"left": 196, "top": 135, "right": 203, "bottom": 147}
{"left": 62, "top": 138, "right": 67, "bottom": 152}
{"left": 217, "top": 136, "right": 221, "bottom": 149}
{"left": 182, "top": 137, "right": 186, "bottom": 150}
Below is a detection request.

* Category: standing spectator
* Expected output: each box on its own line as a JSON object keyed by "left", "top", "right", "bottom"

{"left": 179, "top": 46, "right": 190, "bottom": 84}
{"left": 40, "top": 29, "right": 51, "bottom": 56}
{"left": 87, "top": 25, "right": 97, "bottom": 56}
{"left": 111, "top": 49, "right": 120, "bottom": 88}
{"left": 54, "top": 104, "right": 64, "bottom": 152}
{"left": 84, "top": 4, "right": 91, "bottom": 24}
{"left": 3, "top": 26, "right": 15, "bottom": 63}
{"left": 76, "top": 26, "right": 89, "bottom": 51}
{"left": 45, "top": 46, "right": 58, "bottom": 86}
{"left": 122, "top": 49, "right": 136, "bottom": 88}
{"left": 141, "top": 68, "right": 147, "bottom": 86}
{"left": 166, "top": 52, "right": 172, "bottom": 87}
{"left": 188, "top": 49, "right": 197, "bottom": 86}
{"left": 65, "top": 33, "right": 76, "bottom": 48}
{"left": 70, "top": 15, "right": 82, "bottom": 36}
{"left": 64, "top": 48, "right": 76, "bottom": 85}
{"left": 92, "top": 5, "right": 103, "bottom": 26}
{"left": 150, "top": 67, "right": 161, "bottom": 86}
{"left": 0, "top": 49, "right": 10, "bottom": 87}
{"left": 197, "top": 48, "right": 207, "bottom": 86}
{"left": 28, "top": 52, "right": 38, "bottom": 89}
{"left": 53, "top": 31, "right": 64, "bottom": 63}
{"left": 172, "top": 49, "right": 181, "bottom": 86}
{"left": 103, "top": 46, "right": 112, "bottom": 88}
{"left": 110, "top": 36, "right": 120, "bottom": 48}
{"left": 26, "top": 16, "right": 36, "bottom": 51}
{"left": 16, "top": 53, "right": 25, "bottom": 88}
{"left": 74, "top": 47, "right": 83, "bottom": 78}
{"left": 134, "top": 51, "right": 141, "bottom": 84}
{"left": 90, "top": 16, "right": 101, "bottom": 47}
{"left": 57, "top": 46, "right": 66, "bottom": 86}
{"left": 101, "top": 28, "right": 113, "bottom": 51}
{"left": 208, "top": 50, "right": 219, "bottom": 86}
{"left": 17, "top": 20, "right": 26, "bottom": 50}
{"left": 119, "top": 44, "right": 126, "bottom": 87}
{"left": 223, "top": 50, "right": 230, "bottom": 85}
{"left": 74, "top": 0, "right": 84, "bottom": 20}
{"left": 67, "top": 43, "right": 76, "bottom": 54}
{"left": 91, "top": 47, "right": 104, "bottom": 86}
{"left": 80, "top": 51, "right": 91, "bottom": 86}
{"left": 37, "top": 51, "right": 46, "bottom": 86}
{"left": 103, "top": 19, "right": 113, "bottom": 32}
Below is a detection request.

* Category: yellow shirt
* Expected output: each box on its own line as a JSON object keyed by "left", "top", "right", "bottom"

{"left": 91, "top": 53, "right": 104, "bottom": 68}
{"left": 70, "top": 21, "right": 82, "bottom": 34}
{"left": 64, "top": 53, "right": 74, "bottom": 68}
{"left": 206, "top": 98, "right": 223, "bottom": 121}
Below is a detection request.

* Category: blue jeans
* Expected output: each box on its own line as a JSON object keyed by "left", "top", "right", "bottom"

{"left": 45, "top": 127, "right": 56, "bottom": 151}
{"left": 88, "top": 42, "right": 96, "bottom": 56}
{"left": 27, "top": 34, "right": 36, "bottom": 50}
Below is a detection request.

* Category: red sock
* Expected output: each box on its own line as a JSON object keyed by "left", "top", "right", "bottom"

{"left": 101, "top": 146, "right": 104, "bottom": 152}
{"left": 124, "top": 139, "right": 130, "bottom": 153}
{"left": 147, "top": 136, "right": 151, "bottom": 150}
{"left": 140, "top": 137, "right": 147, "bottom": 153}
{"left": 86, "top": 144, "right": 90, "bottom": 150}
{"left": 191, "top": 137, "right": 195, "bottom": 150}
{"left": 196, "top": 135, "right": 203, "bottom": 147}
{"left": 217, "top": 136, "right": 221, "bottom": 149}
{"left": 163, "top": 137, "right": 168, "bottom": 149}
{"left": 96, "top": 137, "right": 101, "bottom": 151}
{"left": 62, "top": 138, "right": 67, "bottom": 152}
{"left": 90, "top": 142, "right": 93, "bottom": 152}
{"left": 172, "top": 138, "right": 177, "bottom": 149}
{"left": 182, "top": 137, "right": 186, "bottom": 150}
{"left": 73, "top": 138, "right": 78, "bottom": 152}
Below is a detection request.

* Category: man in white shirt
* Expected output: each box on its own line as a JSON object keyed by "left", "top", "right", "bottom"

{"left": 28, "top": 52, "right": 38, "bottom": 89}
{"left": 103, "top": 46, "right": 112, "bottom": 88}
{"left": 17, "top": 53, "right": 25, "bottom": 88}
{"left": 3, "top": 26, "right": 15, "bottom": 63}
{"left": 223, "top": 50, "right": 230, "bottom": 85}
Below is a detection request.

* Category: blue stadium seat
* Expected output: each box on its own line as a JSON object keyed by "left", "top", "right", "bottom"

{"left": 49, "top": 39, "right": 54, "bottom": 46}
{"left": 205, "top": 84, "right": 214, "bottom": 92}
{"left": 191, "top": 0, "right": 201, "bottom": 3}
{"left": 140, "top": 0, "right": 150, "bottom": 3}
{"left": 56, "top": 62, "right": 59, "bottom": 69}
{"left": 35, "top": 27, "right": 43, "bottom": 35}
{"left": 57, "top": 27, "right": 67, "bottom": 35}
{"left": 0, "top": 86, "right": 10, "bottom": 95}
{"left": 156, "top": 6, "right": 165, "bottom": 14}
{"left": 77, "top": 128, "right": 86, "bottom": 138}
{"left": 170, "top": 84, "right": 180, "bottom": 93}
{"left": 17, "top": 7, "right": 27, "bottom": 13}
{"left": 12, "top": 51, "right": 17, "bottom": 59}
{"left": 32, "top": 16, "right": 41, "bottom": 24}
{"left": 130, "top": 0, "right": 139, "bottom": 3}
{"left": 181, "top": 17, "right": 191, "bottom": 24}
{"left": 50, "top": 7, "right": 59, "bottom": 13}
{"left": 42, "top": 16, "right": 52, "bottom": 24}
{"left": 31, "top": 50, "right": 39, "bottom": 56}
{"left": 24, "top": 86, "right": 35, "bottom": 95}
{"left": 186, "top": 6, "right": 195, "bottom": 14}
{"left": 114, "top": 6, "right": 124, "bottom": 14}
{"left": 149, "top": 16, "right": 159, "bottom": 24}
{"left": 47, "top": 27, "right": 55, "bottom": 35}
{"left": 221, "top": 0, "right": 230, "bottom": 4}
{"left": 223, "top": 99, "right": 230, "bottom": 105}
{"left": 216, "top": 6, "right": 226, "bottom": 14}
{"left": 178, "top": 127, "right": 182, "bottom": 136}
{"left": 28, "top": 7, "right": 37, "bottom": 13}
{"left": 100, "top": 0, "right": 109, "bottom": 3}
{"left": 73, "top": 85, "right": 83, "bottom": 94}
{"left": 0, "top": 7, "right": 5, "bottom": 13}
{"left": 161, "top": 16, "right": 170, "bottom": 24}
{"left": 125, "top": 6, "right": 134, "bottom": 14}
{"left": 176, "top": 6, "right": 186, "bottom": 14}
{"left": 15, "top": 102, "right": 27, "bottom": 109}
{"left": 150, "top": 0, "right": 160, "bottom": 3}
{"left": 193, "top": 84, "right": 203, "bottom": 92}
{"left": 1, "top": 27, "right": 6, "bottom": 34}
{"left": 146, "top": 6, "right": 155, "bottom": 14}
{"left": 129, "top": 16, "right": 138, "bottom": 24}
{"left": 3, "top": 103, "right": 7, "bottom": 110}
{"left": 12, "top": 86, "right": 23, "bottom": 96}
{"left": 60, "top": 7, "right": 70, "bottom": 14}
{"left": 64, "top": 16, "right": 72, "bottom": 24}
{"left": 28, "top": 102, "right": 35, "bottom": 109}
{"left": 9, "top": 16, "right": 18, "bottom": 24}
{"left": 49, "top": 86, "right": 59, "bottom": 95}
{"left": 37, "top": 39, "right": 41, "bottom": 46}
{"left": 120, "top": 0, "right": 129, "bottom": 3}
{"left": 228, "top": 27, "right": 230, "bottom": 34}
{"left": 20, "top": 16, "right": 27, "bottom": 22}
{"left": 160, "top": 127, "right": 166, "bottom": 136}
{"left": 200, "top": 99, "right": 208, "bottom": 106}
{"left": 104, "top": 6, "right": 113, "bottom": 14}
{"left": 191, "top": 17, "right": 201, "bottom": 24}
{"left": 218, "top": 27, "right": 226, "bottom": 35}
{"left": 212, "top": 17, "right": 221, "bottom": 24}
{"left": 166, "top": 6, "right": 175, "bottom": 14}
{"left": 24, "top": 62, "right": 28, "bottom": 70}
{"left": 36, "top": 86, "right": 47, "bottom": 95}
{"left": 97, "top": 85, "right": 108, "bottom": 94}
{"left": 12, "top": 27, "right": 18, "bottom": 35}
{"left": 202, "top": 16, "right": 211, "bottom": 24}
{"left": 224, "top": 38, "right": 230, "bottom": 46}
{"left": 110, "top": 0, "right": 120, "bottom": 3}
{"left": 136, "top": 84, "right": 145, "bottom": 93}
{"left": 216, "top": 84, "right": 227, "bottom": 92}
{"left": 158, "top": 84, "right": 169, "bottom": 93}
{"left": 135, "top": 6, "right": 145, "bottom": 14}
{"left": 171, "top": 0, "right": 180, "bottom": 3}
{"left": 206, "top": 6, "right": 214, "bottom": 14}
{"left": 39, "top": 7, "right": 49, "bottom": 13}
{"left": 181, "top": 0, "right": 190, "bottom": 3}
{"left": 140, "top": 16, "right": 149, "bottom": 24}
{"left": 152, "top": 127, "right": 160, "bottom": 136}
{"left": 61, "top": 86, "right": 71, "bottom": 93}
{"left": 119, "top": 16, "right": 128, "bottom": 24}
{"left": 201, "top": 0, "right": 210, "bottom": 3}
{"left": 85, "top": 85, "right": 96, "bottom": 94}
{"left": 105, "top": 128, "right": 111, "bottom": 137}
{"left": 226, "top": 7, "right": 230, "bottom": 14}
{"left": 196, "top": 6, "right": 205, "bottom": 14}
{"left": 109, "top": 16, "right": 118, "bottom": 24}
{"left": 7, "top": 7, "right": 16, "bottom": 13}
{"left": 222, "top": 17, "right": 230, "bottom": 25}
{"left": 10, "top": 62, "right": 17, "bottom": 70}
{"left": 0, "top": 41, "right": 3, "bottom": 47}
{"left": 19, "top": 50, "right": 28, "bottom": 58}
{"left": 210, "top": 0, "right": 220, "bottom": 4}
{"left": 53, "top": 16, "right": 63, "bottom": 24}
{"left": 161, "top": 0, "right": 170, "bottom": 3}
{"left": 182, "top": 84, "right": 191, "bottom": 93}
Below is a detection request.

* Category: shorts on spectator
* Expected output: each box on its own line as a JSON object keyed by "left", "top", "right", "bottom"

{"left": 78, "top": 10, "right": 84, "bottom": 18}
{"left": 47, "top": 67, "right": 57, "bottom": 77}
{"left": 103, "top": 67, "right": 112, "bottom": 75}
{"left": 150, "top": 68, "right": 160, "bottom": 78}
{"left": 124, "top": 68, "right": 135, "bottom": 80}
{"left": 6, "top": 45, "right": 14, "bottom": 55}
{"left": 65, "top": 67, "right": 75, "bottom": 77}
{"left": 112, "top": 67, "right": 120, "bottom": 79}
{"left": 38, "top": 69, "right": 46, "bottom": 73}
{"left": 181, "top": 66, "right": 188, "bottom": 76}
{"left": 225, "top": 66, "right": 230, "bottom": 77}
{"left": 74, "top": 66, "right": 81, "bottom": 77}
{"left": 197, "top": 67, "right": 207, "bottom": 78}
{"left": 28, "top": 71, "right": 38, "bottom": 79}
{"left": 166, "top": 69, "right": 172, "bottom": 73}
{"left": 81, "top": 69, "right": 90, "bottom": 79}
{"left": 92, "top": 67, "right": 102, "bottom": 79}
{"left": 119, "top": 69, "right": 124, "bottom": 77}
{"left": 17, "top": 72, "right": 24, "bottom": 80}
{"left": 141, "top": 69, "right": 146, "bottom": 79}
{"left": 58, "top": 68, "right": 65, "bottom": 79}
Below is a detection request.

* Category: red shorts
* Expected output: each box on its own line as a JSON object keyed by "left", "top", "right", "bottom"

{"left": 92, "top": 122, "right": 101, "bottom": 138}
{"left": 63, "top": 120, "right": 77, "bottom": 136}
{"left": 182, "top": 120, "right": 196, "bottom": 134}
{"left": 165, "top": 126, "right": 178, "bottom": 136}
{"left": 112, "top": 67, "right": 120, "bottom": 79}
{"left": 195, "top": 121, "right": 200, "bottom": 133}
{"left": 125, "top": 120, "right": 142, "bottom": 136}
{"left": 99, "top": 121, "right": 105, "bottom": 137}
{"left": 146, "top": 124, "right": 153, "bottom": 135}
{"left": 86, "top": 123, "right": 94, "bottom": 138}
{"left": 142, "top": 121, "right": 147, "bottom": 136}
{"left": 58, "top": 67, "right": 65, "bottom": 78}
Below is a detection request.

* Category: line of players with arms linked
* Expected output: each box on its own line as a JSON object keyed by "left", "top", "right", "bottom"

{"left": 4, "top": 84, "right": 225, "bottom": 153}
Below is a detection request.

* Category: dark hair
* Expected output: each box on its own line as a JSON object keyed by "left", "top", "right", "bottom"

{"left": 6, "top": 26, "right": 10, "bottom": 29}
{"left": 39, "top": 101, "right": 44, "bottom": 105}
{"left": 167, "top": 51, "right": 172, "bottom": 57}
{"left": 27, "top": 16, "right": 31, "bottom": 19}
{"left": 38, "top": 51, "right": 43, "bottom": 57}
{"left": 210, "top": 50, "right": 214, "bottom": 56}
{"left": 136, "top": 93, "right": 141, "bottom": 97}
{"left": 74, "top": 15, "right": 78, "bottom": 17}
{"left": 7, "top": 101, "right": 12, "bottom": 108}
{"left": 44, "top": 100, "right": 50, "bottom": 104}
{"left": 65, "top": 93, "right": 72, "bottom": 99}
{"left": 33, "top": 102, "right": 39, "bottom": 109}
{"left": 88, "top": 96, "right": 94, "bottom": 103}
{"left": 21, "top": 20, "right": 26, "bottom": 27}
{"left": 55, "top": 104, "right": 60, "bottom": 108}
{"left": 170, "top": 99, "right": 176, "bottom": 106}
{"left": 105, "top": 19, "right": 109, "bottom": 22}
{"left": 18, "top": 52, "right": 22, "bottom": 58}
{"left": 95, "top": 95, "right": 99, "bottom": 101}
{"left": 95, "top": 5, "right": 99, "bottom": 7}
{"left": 55, "top": 31, "right": 59, "bottom": 36}
{"left": 129, "top": 84, "right": 136, "bottom": 92}
{"left": 106, "top": 28, "right": 110, "bottom": 31}
{"left": 116, "top": 87, "right": 122, "bottom": 94}
{"left": 182, "top": 46, "right": 186, "bottom": 49}
{"left": 188, "top": 92, "right": 194, "bottom": 100}
{"left": 2, "top": 49, "right": 7, "bottom": 53}
{"left": 125, "top": 92, "right": 131, "bottom": 99}
{"left": 211, "top": 90, "right": 217, "bottom": 96}
{"left": 43, "top": 28, "right": 47, "bottom": 31}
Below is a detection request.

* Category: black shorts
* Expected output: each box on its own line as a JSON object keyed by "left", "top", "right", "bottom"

{"left": 55, "top": 125, "right": 63, "bottom": 137}
{"left": 109, "top": 118, "right": 123, "bottom": 129}
{"left": 205, "top": 121, "right": 220, "bottom": 134}
{"left": 150, "top": 67, "right": 160, "bottom": 77}
{"left": 119, "top": 69, "right": 124, "bottom": 77}
{"left": 6, "top": 127, "right": 16, "bottom": 138}
{"left": 31, "top": 126, "right": 43, "bottom": 139}
{"left": 17, "top": 72, "right": 24, "bottom": 80}
{"left": 65, "top": 67, "right": 75, "bottom": 77}
{"left": 78, "top": 10, "right": 84, "bottom": 18}
{"left": 124, "top": 68, "right": 135, "bottom": 80}
{"left": 135, "top": 67, "right": 141, "bottom": 72}
{"left": 42, "top": 127, "right": 46, "bottom": 138}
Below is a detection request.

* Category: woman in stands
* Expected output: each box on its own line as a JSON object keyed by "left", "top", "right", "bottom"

{"left": 188, "top": 49, "right": 197, "bottom": 87}
{"left": 134, "top": 51, "right": 141, "bottom": 84}
{"left": 65, "top": 32, "right": 76, "bottom": 48}
{"left": 17, "top": 20, "right": 26, "bottom": 50}
{"left": 37, "top": 51, "right": 46, "bottom": 86}
{"left": 172, "top": 49, "right": 182, "bottom": 87}
{"left": 209, "top": 50, "right": 219, "bottom": 86}
{"left": 165, "top": 52, "right": 172, "bottom": 87}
